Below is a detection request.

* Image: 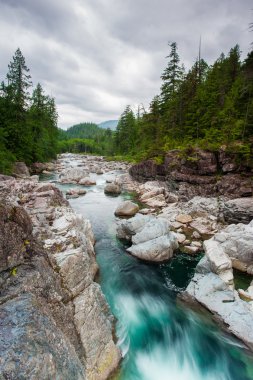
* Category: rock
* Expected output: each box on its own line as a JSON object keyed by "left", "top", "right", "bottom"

{"left": 115, "top": 201, "right": 139, "bottom": 217}
{"left": 139, "top": 188, "right": 164, "bottom": 202}
{"left": 74, "top": 283, "right": 121, "bottom": 379}
{"left": 190, "top": 218, "right": 214, "bottom": 239}
{"left": 127, "top": 233, "right": 178, "bottom": 262}
{"left": 12, "top": 162, "right": 30, "bottom": 177}
{"left": 183, "top": 268, "right": 253, "bottom": 351}
{"left": 117, "top": 214, "right": 178, "bottom": 262}
{"left": 176, "top": 214, "right": 192, "bottom": 224}
{"left": 138, "top": 208, "right": 155, "bottom": 215}
{"left": 175, "top": 233, "right": 186, "bottom": 244}
{"left": 223, "top": 198, "right": 253, "bottom": 224}
{"left": 142, "top": 194, "right": 167, "bottom": 208}
{"left": 171, "top": 221, "right": 183, "bottom": 229}
{"left": 0, "top": 203, "right": 33, "bottom": 272}
{"left": 116, "top": 214, "right": 152, "bottom": 240}
{"left": 104, "top": 183, "right": 121, "bottom": 195}
{"left": 59, "top": 168, "right": 88, "bottom": 183}
{"left": 183, "top": 245, "right": 199, "bottom": 254}
{"left": 66, "top": 188, "right": 87, "bottom": 197}
{"left": 213, "top": 220, "right": 253, "bottom": 264}
{"left": 192, "top": 241, "right": 202, "bottom": 248}
{"left": 0, "top": 177, "right": 121, "bottom": 380}
{"left": 165, "top": 192, "right": 179, "bottom": 203}
{"left": 238, "top": 289, "right": 253, "bottom": 302}
{"left": 132, "top": 218, "right": 170, "bottom": 245}
{"left": 204, "top": 240, "right": 232, "bottom": 275}
{"left": 30, "top": 162, "right": 48, "bottom": 174}
{"left": 232, "top": 258, "right": 247, "bottom": 272}
{"left": 79, "top": 177, "right": 96, "bottom": 186}
{"left": 192, "top": 231, "right": 201, "bottom": 239}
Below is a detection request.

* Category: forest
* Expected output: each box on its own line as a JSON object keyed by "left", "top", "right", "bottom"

{"left": 58, "top": 123, "right": 114, "bottom": 155}
{"left": 113, "top": 43, "right": 253, "bottom": 164}
{"left": 0, "top": 48, "right": 58, "bottom": 173}
{"left": 0, "top": 43, "right": 253, "bottom": 173}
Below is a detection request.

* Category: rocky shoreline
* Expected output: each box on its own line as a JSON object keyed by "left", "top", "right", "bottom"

{"left": 1, "top": 151, "right": 253, "bottom": 379}
{"left": 0, "top": 168, "right": 120, "bottom": 379}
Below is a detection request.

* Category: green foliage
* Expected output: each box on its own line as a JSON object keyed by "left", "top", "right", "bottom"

{"left": 0, "top": 49, "right": 58, "bottom": 173}
{"left": 111, "top": 44, "right": 253, "bottom": 165}
{"left": 58, "top": 123, "right": 114, "bottom": 156}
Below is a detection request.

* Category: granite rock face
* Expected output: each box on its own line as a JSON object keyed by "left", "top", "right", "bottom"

{"left": 183, "top": 258, "right": 253, "bottom": 351}
{"left": 182, "top": 219, "right": 253, "bottom": 350}
{"left": 0, "top": 178, "right": 121, "bottom": 380}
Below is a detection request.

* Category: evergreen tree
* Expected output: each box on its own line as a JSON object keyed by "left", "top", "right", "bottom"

{"left": 160, "top": 42, "right": 184, "bottom": 106}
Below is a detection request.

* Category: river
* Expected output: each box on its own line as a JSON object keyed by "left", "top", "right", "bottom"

{"left": 44, "top": 165, "right": 253, "bottom": 380}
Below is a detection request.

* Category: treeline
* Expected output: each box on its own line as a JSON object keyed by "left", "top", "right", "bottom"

{"left": 0, "top": 48, "right": 58, "bottom": 173}
{"left": 114, "top": 43, "right": 253, "bottom": 163}
{"left": 58, "top": 123, "right": 114, "bottom": 155}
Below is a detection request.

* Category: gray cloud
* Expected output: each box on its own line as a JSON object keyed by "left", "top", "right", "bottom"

{"left": 0, "top": 0, "right": 252, "bottom": 129}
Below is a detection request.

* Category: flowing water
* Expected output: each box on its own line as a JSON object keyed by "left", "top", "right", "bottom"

{"left": 43, "top": 167, "right": 253, "bottom": 380}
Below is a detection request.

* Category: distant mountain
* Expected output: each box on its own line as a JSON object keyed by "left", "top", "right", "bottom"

{"left": 98, "top": 120, "right": 118, "bottom": 130}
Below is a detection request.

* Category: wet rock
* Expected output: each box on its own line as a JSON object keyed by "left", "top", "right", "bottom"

{"left": 115, "top": 201, "right": 139, "bottom": 217}
{"left": 183, "top": 265, "right": 253, "bottom": 351}
{"left": 79, "top": 177, "right": 96, "bottom": 186}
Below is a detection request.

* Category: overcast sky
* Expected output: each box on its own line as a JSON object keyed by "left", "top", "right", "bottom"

{"left": 0, "top": 0, "right": 252, "bottom": 129}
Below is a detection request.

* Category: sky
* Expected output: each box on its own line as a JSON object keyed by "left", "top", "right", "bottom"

{"left": 0, "top": 0, "right": 252, "bottom": 129}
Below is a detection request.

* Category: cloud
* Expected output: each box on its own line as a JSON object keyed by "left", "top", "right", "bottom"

{"left": 0, "top": 0, "right": 252, "bottom": 129}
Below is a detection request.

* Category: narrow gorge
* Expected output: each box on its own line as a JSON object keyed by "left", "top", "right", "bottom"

{"left": 1, "top": 153, "right": 253, "bottom": 380}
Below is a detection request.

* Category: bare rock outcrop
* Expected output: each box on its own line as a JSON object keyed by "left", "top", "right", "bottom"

{"left": 129, "top": 148, "right": 253, "bottom": 200}
{"left": 0, "top": 178, "right": 121, "bottom": 380}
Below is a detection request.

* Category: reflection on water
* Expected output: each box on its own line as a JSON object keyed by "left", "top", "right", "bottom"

{"left": 42, "top": 169, "right": 253, "bottom": 380}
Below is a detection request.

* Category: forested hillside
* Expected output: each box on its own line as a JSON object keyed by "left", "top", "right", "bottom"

{"left": 58, "top": 123, "right": 114, "bottom": 155}
{"left": 114, "top": 43, "right": 253, "bottom": 164}
{"left": 0, "top": 48, "right": 58, "bottom": 173}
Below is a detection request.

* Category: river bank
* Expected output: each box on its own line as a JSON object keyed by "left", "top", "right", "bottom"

{"left": 1, "top": 153, "right": 253, "bottom": 380}
{"left": 0, "top": 168, "right": 120, "bottom": 379}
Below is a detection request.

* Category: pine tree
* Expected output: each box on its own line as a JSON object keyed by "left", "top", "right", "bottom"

{"left": 160, "top": 42, "right": 184, "bottom": 106}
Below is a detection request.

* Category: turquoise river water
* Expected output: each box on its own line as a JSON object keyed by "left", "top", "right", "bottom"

{"left": 45, "top": 169, "right": 253, "bottom": 380}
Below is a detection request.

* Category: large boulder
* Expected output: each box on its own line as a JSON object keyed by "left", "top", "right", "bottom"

{"left": 127, "top": 234, "right": 178, "bottom": 262}
{"left": 59, "top": 168, "right": 88, "bottom": 183}
{"left": 117, "top": 214, "right": 178, "bottom": 262}
{"left": 213, "top": 220, "right": 253, "bottom": 267}
{"left": 222, "top": 198, "right": 253, "bottom": 224}
{"left": 183, "top": 257, "right": 253, "bottom": 351}
{"left": 114, "top": 201, "right": 139, "bottom": 217}
{"left": 79, "top": 177, "right": 96, "bottom": 186}
{"left": 104, "top": 183, "right": 121, "bottom": 195}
